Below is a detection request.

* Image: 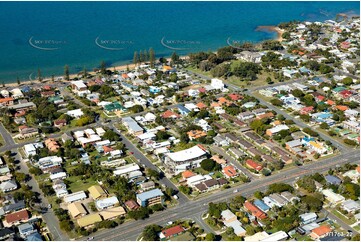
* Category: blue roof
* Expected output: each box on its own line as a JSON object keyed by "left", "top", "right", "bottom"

{"left": 26, "top": 232, "right": 42, "bottom": 241}
{"left": 325, "top": 175, "right": 342, "bottom": 185}
{"left": 177, "top": 105, "right": 190, "bottom": 113}
{"left": 254, "top": 199, "right": 270, "bottom": 211}
{"left": 299, "top": 66, "right": 311, "bottom": 73}
{"left": 303, "top": 137, "right": 315, "bottom": 142}
{"left": 136, "top": 188, "right": 164, "bottom": 202}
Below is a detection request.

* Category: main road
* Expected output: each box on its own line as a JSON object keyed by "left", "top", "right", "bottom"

{"left": 85, "top": 150, "right": 359, "bottom": 241}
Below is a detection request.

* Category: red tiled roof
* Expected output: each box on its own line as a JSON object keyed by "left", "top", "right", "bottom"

{"left": 335, "top": 105, "right": 349, "bottom": 111}
{"left": 182, "top": 170, "right": 196, "bottom": 179}
{"left": 246, "top": 159, "right": 263, "bottom": 171}
{"left": 244, "top": 201, "right": 267, "bottom": 219}
{"left": 228, "top": 93, "right": 243, "bottom": 101}
{"left": 5, "top": 210, "right": 29, "bottom": 224}
{"left": 161, "top": 225, "right": 184, "bottom": 238}
{"left": 103, "top": 146, "right": 113, "bottom": 153}
{"left": 312, "top": 225, "right": 332, "bottom": 236}
{"left": 162, "top": 110, "right": 180, "bottom": 119}
{"left": 0, "top": 97, "right": 14, "bottom": 103}
{"left": 198, "top": 87, "right": 206, "bottom": 93}
{"left": 125, "top": 200, "right": 140, "bottom": 210}
{"left": 223, "top": 165, "right": 237, "bottom": 177}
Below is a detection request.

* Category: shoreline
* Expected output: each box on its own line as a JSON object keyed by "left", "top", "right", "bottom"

{"left": 255, "top": 25, "right": 284, "bottom": 42}
{"left": 3, "top": 26, "right": 283, "bottom": 88}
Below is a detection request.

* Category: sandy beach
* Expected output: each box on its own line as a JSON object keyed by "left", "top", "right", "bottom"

{"left": 2, "top": 56, "right": 188, "bottom": 88}
{"left": 255, "top": 25, "right": 285, "bottom": 42}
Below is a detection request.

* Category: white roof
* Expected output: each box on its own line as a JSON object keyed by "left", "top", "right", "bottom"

{"left": 50, "top": 172, "right": 67, "bottom": 181}
{"left": 260, "top": 231, "right": 288, "bottom": 241}
{"left": 225, "top": 220, "right": 246, "bottom": 236}
{"left": 300, "top": 212, "right": 317, "bottom": 222}
{"left": 322, "top": 189, "right": 345, "bottom": 203}
{"left": 113, "top": 163, "right": 140, "bottom": 176}
{"left": 66, "top": 109, "right": 84, "bottom": 118}
{"left": 144, "top": 112, "right": 156, "bottom": 121}
{"left": 137, "top": 132, "right": 156, "bottom": 141}
{"left": 166, "top": 145, "right": 206, "bottom": 162}
{"left": 268, "top": 125, "right": 289, "bottom": 133}
{"left": 64, "top": 191, "right": 87, "bottom": 203}
{"left": 24, "top": 143, "right": 36, "bottom": 153}
{"left": 95, "top": 127, "right": 106, "bottom": 136}
{"left": 95, "top": 196, "right": 119, "bottom": 210}
{"left": 221, "top": 209, "right": 236, "bottom": 220}
{"left": 38, "top": 156, "right": 63, "bottom": 163}
{"left": 71, "top": 80, "right": 87, "bottom": 89}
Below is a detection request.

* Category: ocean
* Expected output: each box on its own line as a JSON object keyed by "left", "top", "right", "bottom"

{"left": 0, "top": 1, "right": 359, "bottom": 83}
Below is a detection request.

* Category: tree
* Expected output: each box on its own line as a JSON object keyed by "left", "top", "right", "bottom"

{"left": 142, "top": 224, "right": 161, "bottom": 241}
{"left": 297, "top": 176, "right": 316, "bottom": 193}
{"left": 37, "top": 68, "right": 42, "bottom": 82}
{"left": 254, "top": 191, "right": 264, "bottom": 199}
{"left": 29, "top": 167, "right": 43, "bottom": 176}
{"left": 270, "top": 99, "right": 283, "bottom": 106}
{"left": 301, "top": 195, "right": 323, "bottom": 211}
{"left": 342, "top": 77, "right": 353, "bottom": 86}
{"left": 60, "top": 220, "right": 73, "bottom": 232}
{"left": 171, "top": 52, "right": 179, "bottom": 66}
{"left": 267, "top": 183, "right": 294, "bottom": 194}
{"left": 100, "top": 61, "right": 107, "bottom": 75}
{"left": 64, "top": 65, "right": 70, "bottom": 81}
{"left": 130, "top": 105, "right": 144, "bottom": 113}
{"left": 149, "top": 48, "right": 155, "bottom": 68}
{"left": 319, "top": 122, "right": 329, "bottom": 130}
{"left": 155, "top": 130, "right": 170, "bottom": 141}
{"left": 200, "top": 159, "right": 217, "bottom": 171}
{"left": 103, "top": 130, "right": 120, "bottom": 141}
{"left": 147, "top": 168, "right": 160, "bottom": 180}
{"left": 205, "top": 233, "right": 216, "bottom": 241}
{"left": 139, "top": 50, "right": 145, "bottom": 63}
{"left": 133, "top": 51, "right": 139, "bottom": 66}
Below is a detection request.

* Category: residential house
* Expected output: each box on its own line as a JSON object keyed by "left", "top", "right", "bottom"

{"left": 5, "top": 209, "right": 29, "bottom": 226}
{"left": 17, "top": 223, "right": 36, "bottom": 238}
{"left": 44, "top": 138, "right": 60, "bottom": 153}
{"left": 222, "top": 165, "right": 238, "bottom": 178}
{"left": 68, "top": 203, "right": 88, "bottom": 219}
{"left": 325, "top": 175, "right": 342, "bottom": 185}
{"left": 322, "top": 189, "right": 345, "bottom": 204}
{"left": 299, "top": 212, "right": 317, "bottom": 225}
{"left": 213, "top": 134, "right": 229, "bottom": 146}
{"left": 159, "top": 225, "right": 185, "bottom": 241}
{"left": 88, "top": 185, "right": 107, "bottom": 200}
{"left": 310, "top": 225, "right": 332, "bottom": 240}
{"left": 122, "top": 117, "right": 143, "bottom": 136}
{"left": 221, "top": 209, "right": 246, "bottom": 237}
{"left": 187, "top": 130, "right": 207, "bottom": 140}
{"left": 163, "top": 145, "right": 207, "bottom": 174}
{"left": 77, "top": 214, "right": 102, "bottom": 228}
{"left": 266, "top": 125, "right": 289, "bottom": 136}
{"left": 136, "top": 189, "right": 164, "bottom": 207}
{"left": 341, "top": 199, "right": 360, "bottom": 213}
{"left": 95, "top": 196, "right": 119, "bottom": 210}
{"left": 245, "top": 159, "right": 263, "bottom": 172}
{"left": 54, "top": 119, "right": 67, "bottom": 128}
{"left": 0, "top": 179, "right": 17, "bottom": 193}
{"left": 63, "top": 191, "right": 87, "bottom": 204}
{"left": 244, "top": 201, "right": 267, "bottom": 220}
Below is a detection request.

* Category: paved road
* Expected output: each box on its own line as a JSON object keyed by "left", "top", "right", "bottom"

{"left": 110, "top": 123, "right": 189, "bottom": 204}
{"left": 14, "top": 148, "right": 69, "bottom": 241}
{"left": 0, "top": 123, "right": 16, "bottom": 146}
{"left": 323, "top": 208, "right": 359, "bottom": 235}
{"left": 85, "top": 150, "right": 359, "bottom": 241}
{"left": 210, "top": 145, "right": 256, "bottom": 180}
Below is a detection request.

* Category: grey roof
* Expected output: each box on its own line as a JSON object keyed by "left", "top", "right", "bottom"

{"left": 26, "top": 232, "right": 42, "bottom": 241}
{"left": 122, "top": 117, "right": 143, "bottom": 133}
{"left": 286, "top": 139, "right": 303, "bottom": 148}
{"left": 8, "top": 102, "right": 36, "bottom": 110}
{"left": 3, "top": 200, "right": 25, "bottom": 213}
{"left": 325, "top": 175, "right": 342, "bottom": 185}
{"left": 0, "top": 180, "right": 17, "bottom": 191}
{"left": 17, "top": 223, "right": 33, "bottom": 233}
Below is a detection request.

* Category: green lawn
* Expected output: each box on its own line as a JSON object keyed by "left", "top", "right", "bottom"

{"left": 170, "top": 232, "right": 195, "bottom": 241}
{"left": 330, "top": 209, "right": 357, "bottom": 225}
{"left": 65, "top": 175, "right": 98, "bottom": 193}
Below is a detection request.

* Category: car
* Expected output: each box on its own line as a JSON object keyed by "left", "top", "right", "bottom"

{"left": 233, "top": 189, "right": 239, "bottom": 193}
{"left": 173, "top": 195, "right": 179, "bottom": 200}
{"left": 87, "top": 237, "right": 94, "bottom": 241}
{"left": 48, "top": 204, "right": 52, "bottom": 209}
{"left": 130, "top": 152, "right": 134, "bottom": 154}
{"left": 167, "top": 221, "right": 173, "bottom": 225}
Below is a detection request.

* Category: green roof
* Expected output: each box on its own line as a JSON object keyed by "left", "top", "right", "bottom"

{"left": 333, "top": 86, "right": 346, "bottom": 93}
{"left": 104, "top": 102, "right": 126, "bottom": 112}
